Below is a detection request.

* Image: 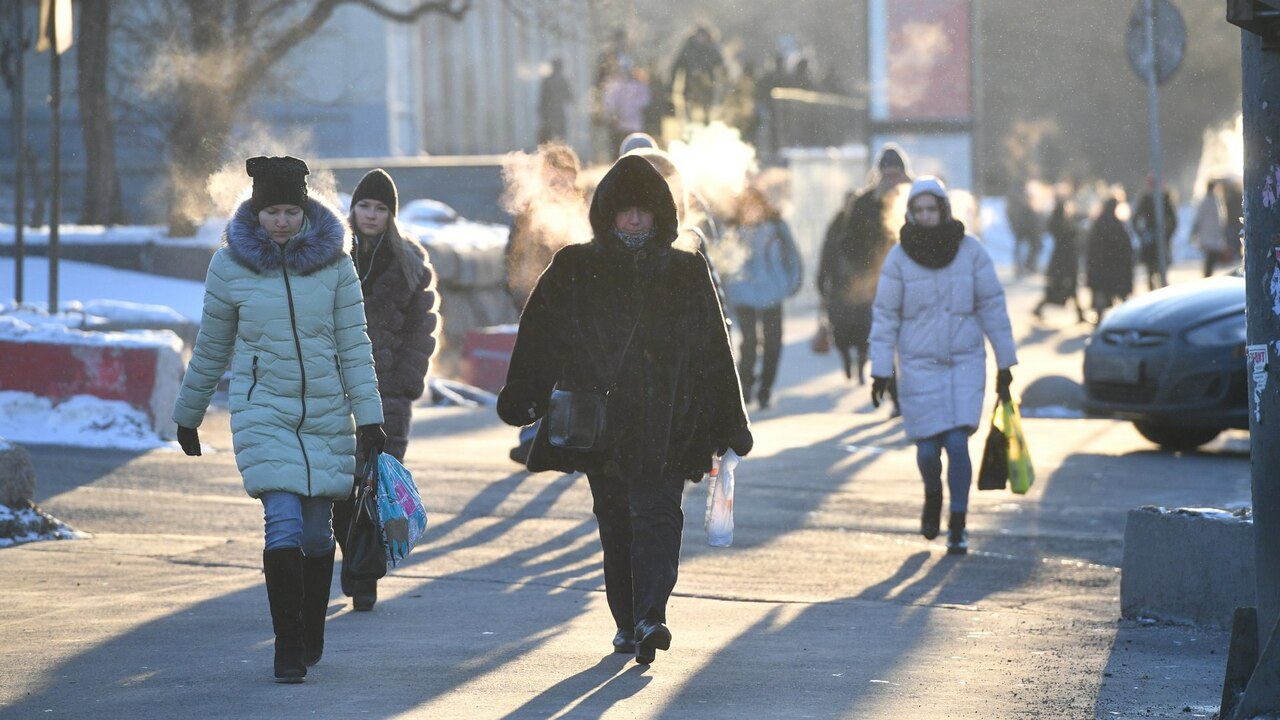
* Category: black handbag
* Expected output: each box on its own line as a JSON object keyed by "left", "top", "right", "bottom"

{"left": 545, "top": 291, "right": 643, "bottom": 452}
{"left": 343, "top": 470, "right": 388, "bottom": 582}
{"left": 546, "top": 387, "right": 607, "bottom": 450}
{"left": 977, "top": 403, "right": 1010, "bottom": 491}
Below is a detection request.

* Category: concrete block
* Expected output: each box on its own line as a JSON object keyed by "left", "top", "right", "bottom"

{"left": 0, "top": 330, "right": 184, "bottom": 438}
{"left": 460, "top": 325, "right": 518, "bottom": 394}
{"left": 0, "top": 439, "right": 36, "bottom": 506}
{"left": 1121, "top": 505, "right": 1254, "bottom": 629}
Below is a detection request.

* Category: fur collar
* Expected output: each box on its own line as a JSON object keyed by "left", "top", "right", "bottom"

{"left": 899, "top": 219, "right": 966, "bottom": 269}
{"left": 224, "top": 196, "right": 349, "bottom": 275}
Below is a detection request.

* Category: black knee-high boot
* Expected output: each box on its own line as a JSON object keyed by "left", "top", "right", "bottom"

{"left": 301, "top": 548, "right": 335, "bottom": 667}
{"left": 946, "top": 512, "right": 968, "bottom": 556}
{"left": 263, "top": 548, "right": 307, "bottom": 683}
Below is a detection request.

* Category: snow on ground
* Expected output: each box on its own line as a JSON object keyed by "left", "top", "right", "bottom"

{"left": 0, "top": 313, "right": 184, "bottom": 349}
{"left": 0, "top": 392, "right": 175, "bottom": 451}
{"left": 0, "top": 501, "right": 89, "bottom": 548}
{"left": 0, "top": 256, "right": 206, "bottom": 322}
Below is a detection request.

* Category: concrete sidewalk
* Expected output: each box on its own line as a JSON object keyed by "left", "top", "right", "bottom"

{"left": 0, "top": 263, "right": 1239, "bottom": 719}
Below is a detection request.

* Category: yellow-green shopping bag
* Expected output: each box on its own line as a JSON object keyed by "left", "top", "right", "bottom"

{"left": 993, "top": 396, "right": 1035, "bottom": 494}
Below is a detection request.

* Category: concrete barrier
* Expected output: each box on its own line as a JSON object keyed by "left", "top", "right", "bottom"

{"left": 0, "top": 321, "right": 184, "bottom": 438}
{"left": 460, "top": 325, "right": 518, "bottom": 394}
{"left": 1121, "top": 505, "right": 1254, "bottom": 629}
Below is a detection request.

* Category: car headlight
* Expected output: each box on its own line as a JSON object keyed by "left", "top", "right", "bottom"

{"left": 1185, "top": 314, "right": 1246, "bottom": 347}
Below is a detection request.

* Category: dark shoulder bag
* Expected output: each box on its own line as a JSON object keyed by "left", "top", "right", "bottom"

{"left": 343, "top": 456, "right": 389, "bottom": 581}
{"left": 546, "top": 290, "right": 643, "bottom": 451}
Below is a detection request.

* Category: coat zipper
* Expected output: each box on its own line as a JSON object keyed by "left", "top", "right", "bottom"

{"left": 280, "top": 245, "right": 312, "bottom": 493}
{"left": 247, "top": 355, "right": 259, "bottom": 402}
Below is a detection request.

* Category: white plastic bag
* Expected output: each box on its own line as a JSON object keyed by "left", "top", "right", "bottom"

{"left": 705, "top": 450, "right": 738, "bottom": 547}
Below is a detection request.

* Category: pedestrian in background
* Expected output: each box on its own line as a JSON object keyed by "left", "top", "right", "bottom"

{"left": 601, "top": 61, "right": 652, "bottom": 162}
{"left": 1192, "top": 179, "right": 1226, "bottom": 277}
{"left": 538, "top": 57, "right": 575, "bottom": 144}
{"left": 497, "top": 155, "right": 752, "bottom": 664}
{"left": 1033, "top": 193, "right": 1087, "bottom": 323}
{"left": 721, "top": 187, "right": 802, "bottom": 410}
{"left": 1133, "top": 176, "right": 1177, "bottom": 290}
{"left": 173, "top": 155, "right": 385, "bottom": 683}
{"left": 332, "top": 168, "right": 440, "bottom": 611}
{"left": 1086, "top": 195, "right": 1135, "bottom": 323}
{"left": 669, "top": 25, "right": 724, "bottom": 124}
{"left": 869, "top": 176, "right": 1018, "bottom": 556}
{"left": 818, "top": 145, "right": 910, "bottom": 409}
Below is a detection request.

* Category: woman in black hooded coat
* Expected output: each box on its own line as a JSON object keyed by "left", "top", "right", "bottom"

{"left": 498, "top": 154, "right": 752, "bottom": 665}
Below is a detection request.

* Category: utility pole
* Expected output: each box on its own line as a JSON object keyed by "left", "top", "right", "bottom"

{"left": 48, "top": 3, "right": 61, "bottom": 314}
{"left": 1225, "top": 3, "right": 1280, "bottom": 715}
{"left": 14, "top": 0, "right": 26, "bottom": 306}
{"left": 1143, "top": 0, "right": 1168, "bottom": 288}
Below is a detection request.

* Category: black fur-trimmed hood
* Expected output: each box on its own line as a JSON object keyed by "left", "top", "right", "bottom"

{"left": 588, "top": 155, "right": 680, "bottom": 252}
{"left": 224, "top": 196, "right": 350, "bottom": 275}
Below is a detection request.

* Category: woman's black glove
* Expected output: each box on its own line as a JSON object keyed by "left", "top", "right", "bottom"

{"left": 177, "top": 426, "right": 201, "bottom": 456}
{"left": 359, "top": 424, "right": 387, "bottom": 454}
{"left": 496, "top": 390, "right": 545, "bottom": 427}
{"left": 996, "top": 368, "right": 1013, "bottom": 402}
{"left": 717, "top": 426, "right": 754, "bottom": 458}
{"left": 870, "top": 376, "right": 891, "bottom": 408}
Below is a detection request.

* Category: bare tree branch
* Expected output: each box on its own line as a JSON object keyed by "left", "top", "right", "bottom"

{"left": 350, "top": 0, "right": 472, "bottom": 23}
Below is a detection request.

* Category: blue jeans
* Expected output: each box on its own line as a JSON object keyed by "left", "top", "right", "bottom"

{"left": 261, "top": 491, "right": 336, "bottom": 555}
{"left": 915, "top": 428, "right": 973, "bottom": 513}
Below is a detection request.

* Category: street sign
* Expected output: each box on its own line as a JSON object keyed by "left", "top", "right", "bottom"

{"left": 1126, "top": 0, "right": 1186, "bottom": 85}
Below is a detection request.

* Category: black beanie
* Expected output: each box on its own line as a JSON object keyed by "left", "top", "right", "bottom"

{"left": 351, "top": 168, "right": 399, "bottom": 216}
{"left": 247, "top": 155, "right": 309, "bottom": 212}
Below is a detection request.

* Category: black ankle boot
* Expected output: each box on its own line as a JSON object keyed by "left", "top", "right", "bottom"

{"left": 263, "top": 548, "right": 307, "bottom": 683}
{"left": 921, "top": 491, "right": 942, "bottom": 540}
{"left": 301, "top": 548, "right": 335, "bottom": 667}
{"left": 946, "top": 512, "right": 968, "bottom": 556}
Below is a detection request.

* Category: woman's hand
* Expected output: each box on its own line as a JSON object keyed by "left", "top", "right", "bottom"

{"left": 359, "top": 424, "right": 387, "bottom": 454}
{"left": 177, "top": 426, "right": 201, "bottom": 456}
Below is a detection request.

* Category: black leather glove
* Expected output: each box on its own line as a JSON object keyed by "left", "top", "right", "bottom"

{"left": 717, "top": 426, "right": 754, "bottom": 458}
{"left": 359, "top": 424, "right": 387, "bottom": 454}
{"left": 871, "top": 376, "right": 891, "bottom": 408}
{"left": 177, "top": 425, "right": 201, "bottom": 456}
{"left": 996, "top": 368, "right": 1013, "bottom": 402}
{"left": 496, "top": 390, "right": 544, "bottom": 427}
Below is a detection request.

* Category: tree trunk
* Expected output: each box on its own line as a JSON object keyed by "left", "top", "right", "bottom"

{"left": 76, "top": 0, "right": 124, "bottom": 225}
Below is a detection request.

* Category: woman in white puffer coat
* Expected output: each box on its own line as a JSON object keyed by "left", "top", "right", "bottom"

{"left": 868, "top": 176, "right": 1018, "bottom": 555}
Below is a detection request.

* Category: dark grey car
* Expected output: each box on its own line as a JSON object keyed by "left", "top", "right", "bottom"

{"left": 1082, "top": 275, "right": 1247, "bottom": 450}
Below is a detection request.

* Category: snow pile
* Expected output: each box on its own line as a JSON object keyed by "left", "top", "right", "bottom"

{"left": 0, "top": 313, "right": 183, "bottom": 351}
{"left": 0, "top": 500, "right": 88, "bottom": 548}
{"left": 0, "top": 392, "right": 173, "bottom": 450}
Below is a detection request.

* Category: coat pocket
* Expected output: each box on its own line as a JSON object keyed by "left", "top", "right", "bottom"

{"left": 246, "top": 355, "right": 260, "bottom": 403}
{"left": 333, "top": 354, "right": 349, "bottom": 399}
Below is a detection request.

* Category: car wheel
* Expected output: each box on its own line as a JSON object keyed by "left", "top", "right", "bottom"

{"left": 1133, "top": 421, "right": 1222, "bottom": 452}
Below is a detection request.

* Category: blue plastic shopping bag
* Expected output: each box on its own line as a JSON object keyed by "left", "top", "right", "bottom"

{"left": 366, "top": 451, "right": 428, "bottom": 566}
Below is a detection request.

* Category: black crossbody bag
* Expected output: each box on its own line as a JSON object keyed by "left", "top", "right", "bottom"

{"left": 546, "top": 292, "right": 643, "bottom": 451}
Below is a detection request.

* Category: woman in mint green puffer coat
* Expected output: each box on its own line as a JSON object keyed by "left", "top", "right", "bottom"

{"left": 172, "top": 155, "right": 384, "bottom": 684}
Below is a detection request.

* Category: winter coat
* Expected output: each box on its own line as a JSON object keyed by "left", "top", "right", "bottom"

{"left": 173, "top": 197, "right": 384, "bottom": 499}
{"left": 1086, "top": 205, "right": 1135, "bottom": 301}
{"left": 1192, "top": 192, "right": 1226, "bottom": 254}
{"left": 497, "top": 155, "right": 750, "bottom": 483}
{"left": 819, "top": 189, "right": 897, "bottom": 348}
{"left": 1042, "top": 205, "right": 1080, "bottom": 306}
{"left": 869, "top": 233, "right": 1018, "bottom": 441}
{"left": 350, "top": 219, "right": 440, "bottom": 401}
{"left": 721, "top": 219, "right": 802, "bottom": 309}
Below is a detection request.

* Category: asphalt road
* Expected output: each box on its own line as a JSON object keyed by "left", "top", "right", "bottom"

{"left": 0, "top": 266, "right": 1248, "bottom": 719}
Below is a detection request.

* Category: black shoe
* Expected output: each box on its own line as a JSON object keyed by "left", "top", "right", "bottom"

{"left": 946, "top": 511, "right": 968, "bottom": 556}
{"left": 921, "top": 491, "right": 942, "bottom": 540}
{"left": 757, "top": 388, "right": 771, "bottom": 410}
{"left": 352, "top": 580, "right": 377, "bottom": 611}
{"left": 635, "top": 620, "right": 672, "bottom": 665}
{"left": 613, "top": 628, "right": 636, "bottom": 654}
{"left": 509, "top": 439, "right": 533, "bottom": 465}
